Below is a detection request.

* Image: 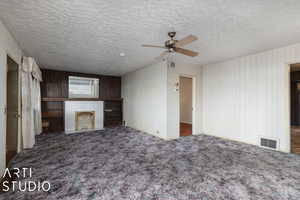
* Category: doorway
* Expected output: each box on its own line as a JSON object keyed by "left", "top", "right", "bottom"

{"left": 290, "top": 63, "right": 300, "bottom": 154}
{"left": 179, "top": 76, "right": 193, "bottom": 136}
{"left": 6, "top": 56, "right": 19, "bottom": 166}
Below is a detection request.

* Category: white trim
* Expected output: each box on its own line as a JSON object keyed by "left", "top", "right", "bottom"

{"left": 286, "top": 63, "right": 291, "bottom": 153}
{"left": 180, "top": 121, "right": 192, "bottom": 124}
{"left": 192, "top": 76, "right": 196, "bottom": 135}
{"left": 179, "top": 74, "right": 196, "bottom": 136}
{"left": 287, "top": 61, "right": 300, "bottom": 153}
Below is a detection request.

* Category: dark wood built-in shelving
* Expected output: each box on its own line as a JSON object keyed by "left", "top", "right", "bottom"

{"left": 41, "top": 69, "right": 122, "bottom": 133}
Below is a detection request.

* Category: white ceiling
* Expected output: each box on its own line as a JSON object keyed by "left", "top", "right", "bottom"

{"left": 1, "top": 0, "right": 300, "bottom": 75}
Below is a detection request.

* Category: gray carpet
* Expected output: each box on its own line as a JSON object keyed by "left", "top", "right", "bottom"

{"left": 2, "top": 126, "right": 300, "bottom": 200}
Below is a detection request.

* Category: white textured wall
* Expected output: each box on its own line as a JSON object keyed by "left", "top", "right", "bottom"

{"left": 122, "top": 62, "right": 168, "bottom": 139}
{"left": 180, "top": 77, "right": 193, "bottom": 124}
{"left": 202, "top": 43, "right": 300, "bottom": 152}
{"left": 167, "top": 63, "right": 202, "bottom": 139}
{"left": 0, "top": 20, "right": 23, "bottom": 175}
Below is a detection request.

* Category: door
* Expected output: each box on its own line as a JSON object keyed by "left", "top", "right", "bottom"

{"left": 6, "top": 56, "right": 19, "bottom": 166}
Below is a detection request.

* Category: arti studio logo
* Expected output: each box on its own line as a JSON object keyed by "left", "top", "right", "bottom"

{"left": 2, "top": 168, "right": 51, "bottom": 192}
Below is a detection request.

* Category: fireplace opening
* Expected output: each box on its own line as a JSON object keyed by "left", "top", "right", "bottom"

{"left": 75, "top": 111, "right": 95, "bottom": 131}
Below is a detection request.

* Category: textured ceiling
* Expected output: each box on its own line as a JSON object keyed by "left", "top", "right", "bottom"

{"left": 1, "top": 0, "right": 300, "bottom": 75}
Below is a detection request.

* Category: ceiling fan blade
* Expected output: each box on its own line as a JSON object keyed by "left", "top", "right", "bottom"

{"left": 175, "top": 35, "right": 198, "bottom": 47}
{"left": 175, "top": 48, "right": 198, "bottom": 57}
{"left": 155, "top": 51, "right": 169, "bottom": 60}
{"left": 142, "top": 44, "right": 166, "bottom": 49}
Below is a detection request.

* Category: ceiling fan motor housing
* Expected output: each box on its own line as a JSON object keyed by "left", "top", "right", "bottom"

{"left": 165, "top": 40, "right": 176, "bottom": 49}
{"left": 168, "top": 31, "right": 176, "bottom": 38}
{"left": 165, "top": 32, "right": 178, "bottom": 51}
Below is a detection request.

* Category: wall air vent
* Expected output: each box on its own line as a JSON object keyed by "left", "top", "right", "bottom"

{"left": 259, "top": 137, "right": 279, "bottom": 150}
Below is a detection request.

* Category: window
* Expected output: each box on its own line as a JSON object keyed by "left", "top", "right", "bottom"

{"left": 68, "top": 76, "right": 99, "bottom": 98}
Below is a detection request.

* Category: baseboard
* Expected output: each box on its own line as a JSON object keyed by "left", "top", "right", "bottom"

{"left": 180, "top": 121, "right": 192, "bottom": 125}
{"left": 125, "top": 125, "right": 167, "bottom": 140}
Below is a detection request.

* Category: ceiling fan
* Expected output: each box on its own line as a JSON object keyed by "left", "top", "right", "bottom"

{"left": 142, "top": 32, "right": 199, "bottom": 59}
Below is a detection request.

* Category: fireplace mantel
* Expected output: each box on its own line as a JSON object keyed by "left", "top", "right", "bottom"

{"left": 42, "top": 97, "right": 122, "bottom": 102}
{"left": 64, "top": 101, "right": 104, "bottom": 134}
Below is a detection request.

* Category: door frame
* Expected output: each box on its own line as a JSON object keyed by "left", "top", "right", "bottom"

{"left": 179, "top": 74, "right": 196, "bottom": 135}
{"left": 285, "top": 60, "right": 300, "bottom": 153}
{"left": 5, "top": 54, "right": 20, "bottom": 166}
{"left": 287, "top": 61, "right": 300, "bottom": 153}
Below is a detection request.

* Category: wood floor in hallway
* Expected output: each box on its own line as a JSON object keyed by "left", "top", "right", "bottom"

{"left": 180, "top": 122, "right": 192, "bottom": 136}
{"left": 291, "top": 126, "right": 300, "bottom": 155}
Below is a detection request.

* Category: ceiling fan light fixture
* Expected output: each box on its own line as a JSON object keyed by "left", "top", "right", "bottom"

{"left": 170, "top": 61, "right": 175, "bottom": 68}
{"left": 166, "top": 52, "right": 175, "bottom": 68}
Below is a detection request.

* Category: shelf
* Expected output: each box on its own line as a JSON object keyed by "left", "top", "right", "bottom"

{"left": 42, "top": 97, "right": 123, "bottom": 102}
{"left": 42, "top": 111, "right": 64, "bottom": 118}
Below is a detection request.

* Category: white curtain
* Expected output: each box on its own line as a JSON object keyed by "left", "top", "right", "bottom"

{"left": 21, "top": 57, "right": 42, "bottom": 149}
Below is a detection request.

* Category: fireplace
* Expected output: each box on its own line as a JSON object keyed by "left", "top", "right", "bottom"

{"left": 64, "top": 101, "right": 104, "bottom": 134}
{"left": 75, "top": 111, "right": 95, "bottom": 131}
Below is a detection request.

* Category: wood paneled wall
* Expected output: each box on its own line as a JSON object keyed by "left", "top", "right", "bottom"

{"left": 41, "top": 69, "right": 121, "bottom": 99}
{"left": 41, "top": 69, "right": 122, "bottom": 133}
